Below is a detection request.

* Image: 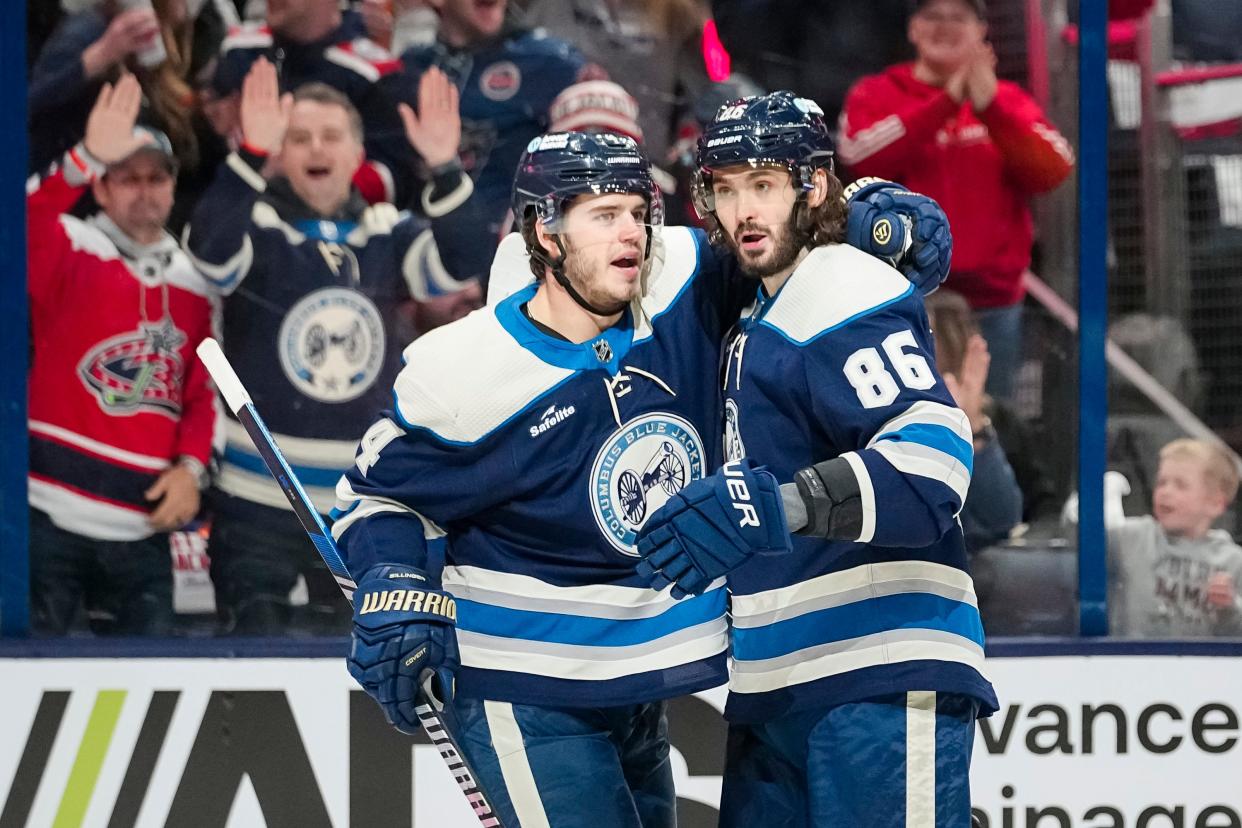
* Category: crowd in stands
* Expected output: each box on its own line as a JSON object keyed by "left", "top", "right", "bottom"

{"left": 22, "top": 0, "right": 1242, "bottom": 639}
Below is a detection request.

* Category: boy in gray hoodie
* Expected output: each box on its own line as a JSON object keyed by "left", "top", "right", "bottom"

{"left": 1109, "top": 438, "right": 1242, "bottom": 637}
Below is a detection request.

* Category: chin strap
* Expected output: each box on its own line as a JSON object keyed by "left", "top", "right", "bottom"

{"left": 533, "top": 231, "right": 650, "bottom": 318}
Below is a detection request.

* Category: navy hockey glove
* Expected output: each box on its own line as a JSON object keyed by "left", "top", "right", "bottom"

{"left": 348, "top": 564, "right": 460, "bottom": 734}
{"left": 636, "top": 459, "right": 791, "bottom": 598}
{"left": 845, "top": 177, "right": 952, "bottom": 296}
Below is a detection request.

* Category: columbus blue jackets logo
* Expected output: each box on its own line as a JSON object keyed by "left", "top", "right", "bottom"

{"left": 590, "top": 413, "right": 705, "bottom": 555}
{"left": 723, "top": 398, "right": 746, "bottom": 462}
{"left": 78, "top": 321, "right": 187, "bottom": 418}
{"left": 278, "top": 287, "right": 385, "bottom": 403}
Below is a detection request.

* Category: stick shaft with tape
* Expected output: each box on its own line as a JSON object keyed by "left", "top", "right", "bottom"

{"left": 196, "top": 338, "right": 502, "bottom": 827}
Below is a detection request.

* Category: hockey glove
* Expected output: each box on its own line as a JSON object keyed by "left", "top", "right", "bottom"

{"left": 348, "top": 564, "right": 460, "bottom": 734}
{"left": 845, "top": 178, "right": 952, "bottom": 297}
{"left": 636, "top": 459, "right": 791, "bottom": 598}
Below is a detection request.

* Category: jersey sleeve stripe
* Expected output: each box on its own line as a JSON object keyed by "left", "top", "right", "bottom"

{"left": 872, "top": 422, "right": 973, "bottom": 475}
{"left": 870, "top": 400, "right": 972, "bottom": 445}
{"left": 870, "top": 441, "right": 971, "bottom": 505}
{"left": 841, "top": 451, "right": 876, "bottom": 543}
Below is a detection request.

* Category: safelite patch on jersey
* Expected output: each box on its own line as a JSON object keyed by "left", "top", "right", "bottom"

{"left": 590, "top": 412, "right": 705, "bottom": 556}
{"left": 278, "top": 287, "right": 385, "bottom": 403}
{"left": 479, "top": 61, "right": 521, "bottom": 101}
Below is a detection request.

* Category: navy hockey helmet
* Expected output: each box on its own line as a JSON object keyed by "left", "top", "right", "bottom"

{"left": 512, "top": 131, "right": 664, "bottom": 234}
{"left": 692, "top": 91, "right": 834, "bottom": 217}
{"left": 511, "top": 131, "right": 663, "bottom": 316}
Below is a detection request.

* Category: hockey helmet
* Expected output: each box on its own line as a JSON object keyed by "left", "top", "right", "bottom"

{"left": 692, "top": 91, "right": 834, "bottom": 216}
{"left": 512, "top": 131, "right": 664, "bottom": 234}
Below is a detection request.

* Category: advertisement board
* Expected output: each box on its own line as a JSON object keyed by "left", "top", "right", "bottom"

{"left": 2, "top": 656, "right": 1240, "bottom": 827}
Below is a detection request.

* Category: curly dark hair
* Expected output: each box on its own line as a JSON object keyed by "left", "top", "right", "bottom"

{"left": 796, "top": 171, "right": 848, "bottom": 247}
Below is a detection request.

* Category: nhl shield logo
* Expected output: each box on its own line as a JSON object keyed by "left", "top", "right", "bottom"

{"left": 590, "top": 413, "right": 705, "bottom": 555}
{"left": 592, "top": 339, "right": 613, "bottom": 363}
{"left": 278, "top": 287, "right": 386, "bottom": 403}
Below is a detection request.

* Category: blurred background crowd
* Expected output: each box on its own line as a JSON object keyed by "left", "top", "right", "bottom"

{"left": 21, "top": 0, "right": 1242, "bottom": 641}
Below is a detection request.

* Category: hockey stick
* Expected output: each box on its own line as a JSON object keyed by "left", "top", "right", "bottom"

{"left": 196, "top": 338, "right": 502, "bottom": 828}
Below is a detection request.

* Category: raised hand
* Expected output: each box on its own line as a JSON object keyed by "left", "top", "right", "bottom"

{"left": 83, "top": 74, "right": 149, "bottom": 164}
{"left": 399, "top": 67, "right": 462, "bottom": 168}
{"left": 240, "top": 57, "right": 293, "bottom": 155}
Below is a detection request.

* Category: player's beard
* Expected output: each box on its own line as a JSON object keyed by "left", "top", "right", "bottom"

{"left": 561, "top": 237, "right": 637, "bottom": 316}
{"left": 728, "top": 214, "right": 809, "bottom": 280}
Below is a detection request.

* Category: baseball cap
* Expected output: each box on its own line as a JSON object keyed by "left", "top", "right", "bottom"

{"left": 111, "top": 126, "right": 178, "bottom": 173}
{"left": 911, "top": 0, "right": 987, "bottom": 17}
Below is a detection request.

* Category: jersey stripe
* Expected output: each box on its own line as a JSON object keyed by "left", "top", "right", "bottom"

{"left": 728, "top": 635, "right": 988, "bottom": 696}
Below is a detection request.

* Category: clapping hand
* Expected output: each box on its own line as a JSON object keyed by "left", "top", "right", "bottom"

{"left": 942, "top": 333, "right": 991, "bottom": 439}
{"left": 399, "top": 67, "right": 462, "bottom": 168}
{"left": 943, "top": 42, "right": 998, "bottom": 111}
{"left": 965, "top": 43, "right": 999, "bottom": 111}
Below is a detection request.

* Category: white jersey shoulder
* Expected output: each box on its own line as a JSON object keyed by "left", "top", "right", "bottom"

{"left": 632, "top": 226, "right": 701, "bottom": 340}
{"left": 486, "top": 225, "right": 702, "bottom": 325}
{"left": 394, "top": 306, "right": 574, "bottom": 444}
{"left": 762, "top": 243, "right": 912, "bottom": 344}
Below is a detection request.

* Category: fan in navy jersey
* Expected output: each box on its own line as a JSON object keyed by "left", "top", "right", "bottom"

{"left": 331, "top": 129, "right": 953, "bottom": 824}
{"left": 400, "top": 0, "right": 599, "bottom": 290}
{"left": 184, "top": 60, "right": 477, "bottom": 635}
{"left": 635, "top": 91, "right": 998, "bottom": 826}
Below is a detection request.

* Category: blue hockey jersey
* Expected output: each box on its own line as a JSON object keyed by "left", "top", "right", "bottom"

{"left": 332, "top": 227, "right": 741, "bottom": 707}
{"left": 183, "top": 150, "right": 467, "bottom": 522}
{"left": 401, "top": 28, "right": 591, "bottom": 285}
{"left": 720, "top": 243, "right": 998, "bottom": 723}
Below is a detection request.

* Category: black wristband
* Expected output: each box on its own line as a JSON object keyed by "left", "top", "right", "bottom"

{"left": 792, "top": 456, "right": 863, "bottom": 540}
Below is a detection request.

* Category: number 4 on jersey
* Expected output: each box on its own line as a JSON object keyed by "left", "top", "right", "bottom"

{"left": 842, "top": 329, "right": 936, "bottom": 409}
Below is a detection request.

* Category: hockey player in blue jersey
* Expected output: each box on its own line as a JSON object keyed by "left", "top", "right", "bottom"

{"left": 634, "top": 91, "right": 998, "bottom": 826}
{"left": 332, "top": 132, "right": 734, "bottom": 826}
{"left": 331, "top": 126, "right": 953, "bottom": 824}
